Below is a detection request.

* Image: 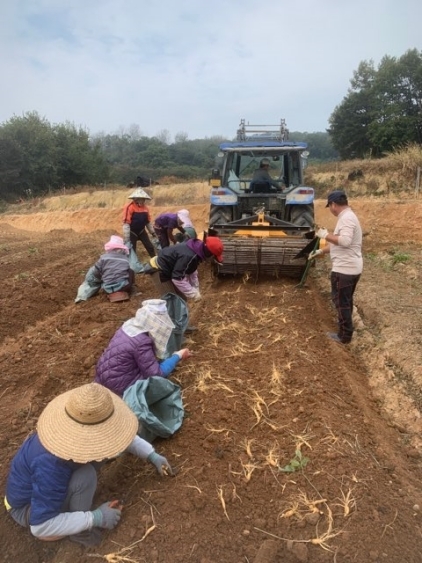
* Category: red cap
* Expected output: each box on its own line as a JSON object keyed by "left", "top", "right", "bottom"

{"left": 205, "top": 236, "right": 224, "bottom": 263}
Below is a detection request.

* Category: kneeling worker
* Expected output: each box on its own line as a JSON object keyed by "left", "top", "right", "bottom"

{"left": 4, "top": 383, "right": 173, "bottom": 546}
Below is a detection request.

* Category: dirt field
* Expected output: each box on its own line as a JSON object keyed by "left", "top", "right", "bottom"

{"left": 1, "top": 189, "right": 422, "bottom": 563}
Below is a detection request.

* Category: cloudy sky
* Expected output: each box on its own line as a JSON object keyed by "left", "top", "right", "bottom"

{"left": 1, "top": 0, "right": 421, "bottom": 140}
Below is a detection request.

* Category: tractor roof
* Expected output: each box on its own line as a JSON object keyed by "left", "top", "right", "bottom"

{"left": 219, "top": 141, "right": 307, "bottom": 151}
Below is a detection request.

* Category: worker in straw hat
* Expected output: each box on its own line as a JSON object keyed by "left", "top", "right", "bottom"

{"left": 95, "top": 299, "right": 192, "bottom": 397}
{"left": 4, "top": 383, "right": 173, "bottom": 546}
{"left": 122, "top": 185, "right": 158, "bottom": 258}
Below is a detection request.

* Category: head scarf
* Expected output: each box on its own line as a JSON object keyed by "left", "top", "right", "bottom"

{"left": 121, "top": 299, "right": 175, "bottom": 359}
{"left": 177, "top": 209, "right": 194, "bottom": 228}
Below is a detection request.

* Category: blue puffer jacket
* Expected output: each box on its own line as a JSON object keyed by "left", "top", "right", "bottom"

{"left": 5, "top": 434, "right": 79, "bottom": 525}
{"left": 94, "top": 329, "right": 179, "bottom": 397}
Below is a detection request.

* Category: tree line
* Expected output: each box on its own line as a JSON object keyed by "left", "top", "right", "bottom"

{"left": 0, "top": 113, "right": 338, "bottom": 201}
{"left": 1, "top": 47, "right": 421, "bottom": 200}
{"left": 329, "top": 49, "right": 422, "bottom": 159}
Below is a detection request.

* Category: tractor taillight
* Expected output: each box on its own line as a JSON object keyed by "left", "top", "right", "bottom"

{"left": 296, "top": 188, "right": 313, "bottom": 195}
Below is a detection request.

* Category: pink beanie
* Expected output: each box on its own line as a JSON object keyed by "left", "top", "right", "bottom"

{"left": 104, "top": 235, "right": 129, "bottom": 254}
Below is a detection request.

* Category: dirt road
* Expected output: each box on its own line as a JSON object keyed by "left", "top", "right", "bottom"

{"left": 0, "top": 196, "right": 421, "bottom": 563}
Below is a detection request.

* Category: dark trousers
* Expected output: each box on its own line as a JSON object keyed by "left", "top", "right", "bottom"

{"left": 330, "top": 271, "right": 361, "bottom": 343}
{"left": 154, "top": 227, "right": 170, "bottom": 249}
{"left": 120, "top": 269, "right": 135, "bottom": 293}
{"left": 130, "top": 229, "right": 156, "bottom": 257}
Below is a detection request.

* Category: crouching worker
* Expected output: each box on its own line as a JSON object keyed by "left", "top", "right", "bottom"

{"left": 95, "top": 299, "right": 192, "bottom": 397}
{"left": 4, "top": 383, "right": 173, "bottom": 546}
{"left": 145, "top": 236, "right": 224, "bottom": 302}
{"left": 94, "top": 235, "right": 134, "bottom": 296}
{"left": 174, "top": 209, "right": 197, "bottom": 243}
{"left": 153, "top": 211, "right": 187, "bottom": 248}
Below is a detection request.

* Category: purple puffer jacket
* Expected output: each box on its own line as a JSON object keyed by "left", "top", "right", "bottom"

{"left": 95, "top": 328, "right": 165, "bottom": 396}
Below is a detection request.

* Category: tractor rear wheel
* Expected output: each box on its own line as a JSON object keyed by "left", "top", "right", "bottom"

{"left": 209, "top": 205, "right": 233, "bottom": 226}
{"left": 289, "top": 204, "right": 314, "bottom": 228}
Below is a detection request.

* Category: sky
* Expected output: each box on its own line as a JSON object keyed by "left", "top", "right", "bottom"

{"left": 1, "top": 0, "right": 421, "bottom": 141}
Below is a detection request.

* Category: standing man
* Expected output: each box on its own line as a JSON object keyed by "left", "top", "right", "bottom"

{"left": 309, "top": 190, "right": 363, "bottom": 344}
{"left": 122, "top": 187, "right": 157, "bottom": 257}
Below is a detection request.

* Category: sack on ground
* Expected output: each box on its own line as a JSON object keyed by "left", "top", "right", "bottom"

{"left": 75, "top": 266, "right": 101, "bottom": 303}
{"left": 127, "top": 242, "right": 146, "bottom": 274}
{"left": 123, "top": 377, "right": 184, "bottom": 442}
{"left": 161, "top": 292, "right": 189, "bottom": 357}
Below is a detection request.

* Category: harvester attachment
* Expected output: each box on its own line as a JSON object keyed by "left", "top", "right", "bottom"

{"left": 210, "top": 212, "right": 313, "bottom": 278}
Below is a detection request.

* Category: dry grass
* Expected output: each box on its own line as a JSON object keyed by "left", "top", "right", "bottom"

{"left": 87, "top": 507, "right": 156, "bottom": 562}
{"left": 217, "top": 486, "right": 230, "bottom": 520}
{"left": 264, "top": 444, "right": 280, "bottom": 468}
{"left": 17, "top": 182, "right": 210, "bottom": 213}
{"left": 257, "top": 502, "right": 343, "bottom": 553}
{"left": 192, "top": 367, "right": 235, "bottom": 396}
{"left": 334, "top": 487, "right": 356, "bottom": 518}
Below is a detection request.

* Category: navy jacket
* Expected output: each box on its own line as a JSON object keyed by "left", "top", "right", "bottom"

{"left": 6, "top": 434, "right": 79, "bottom": 525}
{"left": 157, "top": 239, "right": 207, "bottom": 281}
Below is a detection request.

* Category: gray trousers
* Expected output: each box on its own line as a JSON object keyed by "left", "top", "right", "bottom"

{"left": 9, "top": 464, "right": 98, "bottom": 527}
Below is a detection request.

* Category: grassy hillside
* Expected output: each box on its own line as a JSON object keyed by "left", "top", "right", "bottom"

{"left": 1, "top": 145, "right": 422, "bottom": 217}
{"left": 306, "top": 144, "right": 422, "bottom": 198}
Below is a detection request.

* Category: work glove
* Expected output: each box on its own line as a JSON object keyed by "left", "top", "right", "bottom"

{"left": 152, "top": 236, "right": 162, "bottom": 250}
{"left": 308, "top": 249, "right": 324, "bottom": 261}
{"left": 91, "top": 502, "right": 122, "bottom": 530}
{"left": 146, "top": 222, "right": 155, "bottom": 236}
{"left": 315, "top": 227, "right": 328, "bottom": 239}
{"left": 147, "top": 451, "right": 173, "bottom": 476}
{"left": 122, "top": 223, "right": 131, "bottom": 243}
{"left": 176, "top": 348, "right": 192, "bottom": 360}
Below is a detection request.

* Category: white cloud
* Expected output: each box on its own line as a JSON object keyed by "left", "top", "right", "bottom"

{"left": 1, "top": 0, "right": 421, "bottom": 139}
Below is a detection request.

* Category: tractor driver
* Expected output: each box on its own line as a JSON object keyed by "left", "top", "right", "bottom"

{"left": 250, "top": 158, "right": 284, "bottom": 192}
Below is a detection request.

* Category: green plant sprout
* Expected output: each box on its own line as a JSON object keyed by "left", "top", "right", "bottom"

{"left": 391, "top": 251, "right": 411, "bottom": 265}
{"left": 279, "top": 449, "right": 309, "bottom": 473}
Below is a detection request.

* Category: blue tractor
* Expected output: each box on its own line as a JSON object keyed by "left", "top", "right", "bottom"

{"left": 208, "top": 119, "right": 315, "bottom": 278}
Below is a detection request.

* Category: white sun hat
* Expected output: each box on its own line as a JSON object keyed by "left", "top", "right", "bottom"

{"left": 128, "top": 188, "right": 152, "bottom": 200}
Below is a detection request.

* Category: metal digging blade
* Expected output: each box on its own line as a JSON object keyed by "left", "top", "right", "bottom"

{"left": 215, "top": 237, "right": 309, "bottom": 278}
{"left": 293, "top": 237, "right": 319, "bottom": 260}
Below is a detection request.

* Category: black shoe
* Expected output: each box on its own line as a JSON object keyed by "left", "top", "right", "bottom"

{"left": 327, "top": 332, "right": 350, "bottom": 344}
{"left": 185, "top": 325, "right": 197, "bottom": 333}
{"left": 327, "top": 332, "right": 343, "bottom": 343}
{"left": 69, "top": 528, "right": 102, "bottom": 546}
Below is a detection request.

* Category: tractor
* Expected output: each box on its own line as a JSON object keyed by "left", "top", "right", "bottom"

{"left": 208, "top": 119, "right": 315, "bottom": 278}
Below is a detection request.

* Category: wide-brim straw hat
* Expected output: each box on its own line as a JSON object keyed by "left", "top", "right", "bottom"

{"left": 128, "top": 188, "right": 151, "bottom": 200}
{"left": 37, "top": 383, "right": 139, "bottom": 463}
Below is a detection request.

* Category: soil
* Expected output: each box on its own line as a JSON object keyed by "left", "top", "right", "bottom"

{"left": 1, "top": 193, "right": 422, "bottom": 563}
